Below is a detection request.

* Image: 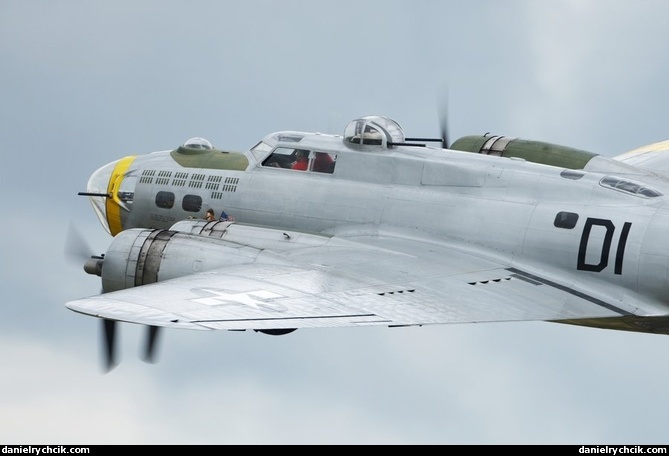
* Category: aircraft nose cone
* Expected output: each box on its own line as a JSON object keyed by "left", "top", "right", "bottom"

{"left": 86, "top": 160, "right": 118, "bottom": 235}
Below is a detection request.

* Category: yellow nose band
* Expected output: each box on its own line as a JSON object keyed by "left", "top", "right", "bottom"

{"left": 106, "top": 155, "right": 137, "bottom": 236}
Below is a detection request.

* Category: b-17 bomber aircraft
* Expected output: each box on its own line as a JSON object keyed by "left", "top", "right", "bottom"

{"left": 66, "top": 115, "right": 669, "bottom": 371}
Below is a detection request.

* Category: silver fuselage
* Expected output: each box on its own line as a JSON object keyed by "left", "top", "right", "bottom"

{"left": 84, "top": 130, "right": 669, "bottom": 317}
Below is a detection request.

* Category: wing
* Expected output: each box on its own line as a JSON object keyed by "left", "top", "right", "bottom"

{"left": 613, "top": 139, "right": 669, "bottom": 177}
{"left": 66, "top": 230, "right": 634, "bottom": 332}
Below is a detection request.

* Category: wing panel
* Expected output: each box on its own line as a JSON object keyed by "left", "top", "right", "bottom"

{"left": 66, "top": 233, "right": 636, "bottom": 331}
{"left": 612, "top": 139, "right": 669, "bottom": 177}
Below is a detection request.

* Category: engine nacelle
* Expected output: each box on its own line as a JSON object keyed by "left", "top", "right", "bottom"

{"left": 86, "top": 219, "right": 334, "bottom": 294}
{"left": 450, "top": 134, "right": 599, "bottom": 170}
{"left": 80, "top": 220, "right": 334, "bottom": 336}
{"left": 97, "top": 226, "right": 262, "bottom": 293}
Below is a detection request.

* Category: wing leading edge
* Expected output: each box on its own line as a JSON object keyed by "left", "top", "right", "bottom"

{"left": 614, "top": 139, "right": 669, "bottom": 178}
{"left": 66, "top": 232, "right": 643, "bottom": 333}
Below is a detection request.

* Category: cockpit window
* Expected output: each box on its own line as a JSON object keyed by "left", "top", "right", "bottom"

{"left": 599, "top": 176, "right": 662, "bottom": 198}
{"left": 250, "top": 140, "right": 273, "bottom": 161}
{"left": 262, "top": 148, "right": 336, "bottom": 174}
{"left": 263, "top": 147, "right": 299, "bottom": 168}
{"left": 183, "top": 137, "right": 213, "bottom": 149}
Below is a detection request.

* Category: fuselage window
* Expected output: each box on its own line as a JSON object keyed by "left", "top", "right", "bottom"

{"left": 554, "top": 211, "right": 579, "bottom": 229}
{"left": 155, "top": 191, "right": 175, "bottom": 209}
{"left": 182, "top": 194, "right": 203, "bottom": 212}
{"left": 312, "top": 152, "right": 336, "bottom": 173}
{"left": 118, "top": 174, "right": 137, "bottom": 202}
{"left": 276, "top": 134, "right": 304, "bottom": 142}
{"left": 560, "top": 170, "right": 585, "bottom": 180}
{"left": 599, "top": 176, "right": 662, "bottom": 198}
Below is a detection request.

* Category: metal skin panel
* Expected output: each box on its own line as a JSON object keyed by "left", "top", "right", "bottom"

{"left": 637, "top": 207, "right": 669, "bottom": 306}
{"left": 69, "top": 123, "right": 669, "bottom": 339}
{"left": 67, "top": 226, "right": 635, "bottom": 331}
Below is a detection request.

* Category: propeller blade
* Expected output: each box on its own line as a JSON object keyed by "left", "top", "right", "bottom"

{"left": 437, "top": 90, "right": 449, "bottom": 149}
{"left": 101, "top": 318, "right": 118, "bottom": 373}
{"left": 142, "top": 325, "right": 161, "bottom": 364}
{"left": 65, "top": 223, "right": 94, "bottom": 264}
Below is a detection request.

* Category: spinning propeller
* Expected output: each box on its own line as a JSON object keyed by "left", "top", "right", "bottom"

{"left": 438, "top": 90, "right": 450, "bottom": 149}
{"left": 400, "top": 90, "right": 450, "bottom": 149}
{"left": 65, "top": 224, "right": 161, "bottom": 373}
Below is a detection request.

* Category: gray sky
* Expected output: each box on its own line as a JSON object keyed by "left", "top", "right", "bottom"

{"left": 2, "top": 0, "right": 669, "bottom": 445}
